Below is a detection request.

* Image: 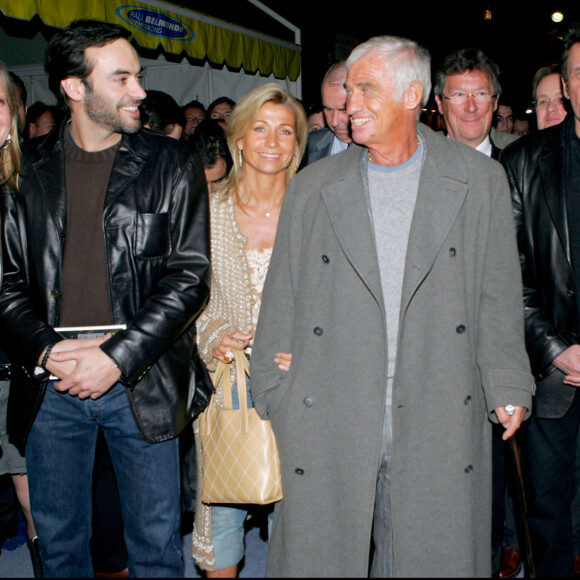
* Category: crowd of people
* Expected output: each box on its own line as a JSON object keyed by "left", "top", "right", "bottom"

{"left": 0, "top": 14, "right": 579, "bottom": 580}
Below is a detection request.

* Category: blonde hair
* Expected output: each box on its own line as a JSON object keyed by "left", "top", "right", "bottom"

{"left": 0, "top": 62, "right": 21, "bottom": 190}
{"left": 220, "top": 83, "right": 307, "bottom": 202}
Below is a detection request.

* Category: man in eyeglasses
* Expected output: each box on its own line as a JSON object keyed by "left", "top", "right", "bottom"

{"left": 435, "top": 47, "right": 522, "bottom": 579}
{"left": 501, "top": 23, "right": 580, "bottom": 577}
{"left": 532, "top": 65, "right": 569, "bottom": 131}
{"left": 434, "top": 47, "right": 517, "bottom": 159}
{"left": 495, "top": 99, "right": 515, "bottom": 134}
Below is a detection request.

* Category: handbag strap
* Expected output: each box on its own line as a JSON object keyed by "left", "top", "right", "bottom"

{"left": 234, "top": 352, "right": 251, "bottom": 432}
{"left": 212, "top": 351, "right": 251, "bottom": 431}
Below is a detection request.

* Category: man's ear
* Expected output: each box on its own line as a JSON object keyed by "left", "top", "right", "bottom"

{"left": 435, "top": 94, "right": 444, "bottom": 116}
{"left": 60, "top": 77, "right": 85, "bottom": 103}
{"left": 563, "top": 76, "right": 570, "bottom": 100}
{"left": 405, "top": 80, "right": 424, "bottom": 111}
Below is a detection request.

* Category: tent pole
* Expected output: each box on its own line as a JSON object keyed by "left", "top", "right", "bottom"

{"left": 246, "top": 0, "right": 302, "bottom": 98}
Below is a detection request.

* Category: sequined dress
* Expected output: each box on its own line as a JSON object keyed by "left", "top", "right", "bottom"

{"left": 192, "top": 192, "right": 273, "bottom": 569}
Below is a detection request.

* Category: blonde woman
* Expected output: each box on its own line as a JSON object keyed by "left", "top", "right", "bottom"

{"left": 0, "top": 61, "right": 43, "bottom": 578}
{"left": 193, "top": 83, "right": 307, "bottom": 577}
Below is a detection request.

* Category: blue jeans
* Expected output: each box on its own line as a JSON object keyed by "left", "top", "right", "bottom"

{"left": 211, "top": 505, "right": 273, "bottom": 569}
{"left": 26, "top": 382, "right": 183, "bottom": 578}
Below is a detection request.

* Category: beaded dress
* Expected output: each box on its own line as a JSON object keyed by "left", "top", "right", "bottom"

{"left": 192, "top": 191, "right": 272, "bottom": 569}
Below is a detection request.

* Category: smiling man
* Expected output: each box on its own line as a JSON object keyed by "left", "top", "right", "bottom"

{"left": 251, "top": 35, "right": 533, "bottom": 577}
{"left": 0, "top": 19, "right": 210, "bottom": 577}
{"left": 434, "top": 48, "right": 505, "bottom": 158}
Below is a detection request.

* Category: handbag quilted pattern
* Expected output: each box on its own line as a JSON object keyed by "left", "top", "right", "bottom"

{"left": 199, "top": 351, "right": 283, "bottom": 505}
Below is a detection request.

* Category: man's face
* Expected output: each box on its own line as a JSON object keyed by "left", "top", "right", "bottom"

{"left": 513, "top": 118, "right": 530, "bottom": 136}
{"left": 345, "top": 51, "right": 407, "bottom": 150}
{"left": 322, "top": 81, "right": 352, "bottom": 143}
{"left": 435, "top": 70, "right": 498, "bottom": 148}
{"left": 210, "top": 102, "right": 233, "bottom": 124}
{"left": 184, "top": 106, "right": 205, "bottom": 137}
{"left": 204, "top": 157, "right": 227, "bottom": 194}
{"left": 564, "top": 43, "right": 580, "bottom": 136}
{"left": 308, "top": 111, "right": 325, "bottom": 132}
{"left": 496, "top": 104, "right": 514, "bottom": 133}
{"left": 29, "top": 110, "right": 56, "bottom": 139}
{"left": 535, "top": 72, "right": 567, "bottom": 130}
{"left": 81, "top": 38, "right": 146, "bottom": 135}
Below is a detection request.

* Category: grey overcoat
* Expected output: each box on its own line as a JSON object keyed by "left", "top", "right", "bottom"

{"left": 250, "top": 125, "right": 534, "bottom": 578}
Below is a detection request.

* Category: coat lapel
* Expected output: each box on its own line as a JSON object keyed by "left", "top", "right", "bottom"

{"left": 104, "top": 132, "right": 151, "bottom": 209}
{"left": 30, "top": 131, "right": 67, "bottom": 238}
{"left": 539, "top": 143, "right": 569, "bottom": 261}
{"left": 400, "top": 129, "right": 469, "bottom": 317}
{"left": 321, "top": 147, "right": 384, "bottom": 309}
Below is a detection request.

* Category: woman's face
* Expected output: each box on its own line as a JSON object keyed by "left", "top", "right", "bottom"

{"left": 0, "top": 83, "right": 13, "bottom": 147}
{"left": 237, "top": 102, "right": 297, "bottom": 178}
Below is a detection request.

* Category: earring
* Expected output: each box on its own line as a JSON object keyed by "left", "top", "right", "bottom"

{"left": 238, "top": 149, "right": 243, "bottom": 167}
{"left": 0, "top": 133, "right": 11, "bottom": 151}
{"left": 288, "top": 154, "right": 298, "bottom": 177}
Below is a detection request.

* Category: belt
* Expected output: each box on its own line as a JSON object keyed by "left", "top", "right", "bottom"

{"left": 0, "top": 363, "right": 11, "bottom": 381}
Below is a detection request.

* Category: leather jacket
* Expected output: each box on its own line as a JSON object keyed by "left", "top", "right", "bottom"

{"left": 501, "top": 115, "right": 578, "bottom": 411}
{"left": 0, "top": 123, "right": 210, "bottom": 449}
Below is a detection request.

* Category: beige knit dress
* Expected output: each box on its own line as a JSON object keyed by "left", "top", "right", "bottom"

{"left": 192, "top": 191, "right": 272, "bottom": 570}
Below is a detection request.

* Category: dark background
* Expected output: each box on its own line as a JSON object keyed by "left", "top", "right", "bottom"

{"left": 175, "top": 0, "right": 580, "bottom": 115}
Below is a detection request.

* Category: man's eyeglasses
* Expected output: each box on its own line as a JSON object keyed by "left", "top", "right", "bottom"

{"left": 533, "top": 96, "right": 565, "bottom": 109}
{"left": 442, "top": 91, "right": 498, "bottom": 105}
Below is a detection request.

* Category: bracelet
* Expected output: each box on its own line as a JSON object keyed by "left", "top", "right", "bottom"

{"left": 40, "top": 343, "right": 56, "bottom": 369}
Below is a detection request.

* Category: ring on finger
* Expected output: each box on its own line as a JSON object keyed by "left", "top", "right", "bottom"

{"left": 224, "top": 351, "right": 234, "bottom": 364}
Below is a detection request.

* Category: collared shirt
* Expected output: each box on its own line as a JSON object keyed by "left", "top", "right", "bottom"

{"left": 475, "top": 135, "right": 492, "bottom": 158}
{"left": 330, "top": 135, "right": 349, "bottom": 156}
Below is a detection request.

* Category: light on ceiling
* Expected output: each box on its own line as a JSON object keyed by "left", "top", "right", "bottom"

{"left": 484, "top": 9, "right": 493, "bottom": 21}
{"left": 552, "top": 11, "right": 564, "bottom": 23}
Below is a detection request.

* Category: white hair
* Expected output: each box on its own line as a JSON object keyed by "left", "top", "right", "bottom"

{"left": 346, "top": 36, "right": 431, "bottom": 107}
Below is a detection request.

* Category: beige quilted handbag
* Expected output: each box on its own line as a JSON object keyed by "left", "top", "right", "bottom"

{"left": 199, "top": 350, "right": 283, "bottom": 505}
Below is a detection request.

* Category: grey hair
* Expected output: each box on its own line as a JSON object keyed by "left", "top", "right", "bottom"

{"left": 346, "top": 36, "right": 431, "bottom": 107}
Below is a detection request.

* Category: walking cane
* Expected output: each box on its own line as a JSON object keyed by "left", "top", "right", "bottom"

{"left": 506, "top": 435, "right": 536, "bottom": 578}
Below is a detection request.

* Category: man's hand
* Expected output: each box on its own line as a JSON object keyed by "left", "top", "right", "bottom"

{"left": 553, "top": 344, "right": 580, "bottom": 386}
{"left": 45, "top": 337, "right": 121, "bottom": 399}
{"left": 495, "top": 405, "right": 526, "bottom": 440}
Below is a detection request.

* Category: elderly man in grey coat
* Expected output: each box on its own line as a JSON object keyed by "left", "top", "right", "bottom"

{"left": 251, "top": 35, "right": 534, "bottom": 578}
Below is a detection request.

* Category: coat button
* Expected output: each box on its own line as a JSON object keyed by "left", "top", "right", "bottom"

{"left": 568, "top": 289, "right": 575, "bottom": 297}
{"left": 464, "top": 465, "right": 473, "bottom": 473}
{"left": 50, "top": 289, "right": 60, "bottom": 298}
{"left": 456, "top": 324, "right": 466, "bottom": 334}
{"left": 303, "top": 397, "right": 314, "bottom": 407}
{"left": 313, "top": 327, "right": 324, "bottom": 336}
{"left": 295, "top": 468, "right": 304, "bottom": 476}
{"left": 449, "top": 247, "right": 456, "bottom": 257}
{"left": 321, "top": 255, "right": 330, "bottom": 263}
{"left": 464, "top": 396, "right": 472, "bottom": 405}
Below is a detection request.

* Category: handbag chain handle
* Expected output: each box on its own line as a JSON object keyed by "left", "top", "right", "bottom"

{"left": 215, "top": 351, "right": 251, "bottom": 432}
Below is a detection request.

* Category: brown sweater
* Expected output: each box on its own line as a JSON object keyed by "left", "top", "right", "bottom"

{"left": 60, "top": 130, "right": 120, "bottom": 326}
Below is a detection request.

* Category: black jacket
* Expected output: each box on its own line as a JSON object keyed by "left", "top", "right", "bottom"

{"left": 501, "top": 114, "right": 578, "bottom": 416}
{"left": 0, "top": 123, "right": 210, "bottom": 449}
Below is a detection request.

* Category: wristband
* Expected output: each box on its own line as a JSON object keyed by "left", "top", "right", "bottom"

{"left": 40, "top": 342, "right": 56, "bottom": 369}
